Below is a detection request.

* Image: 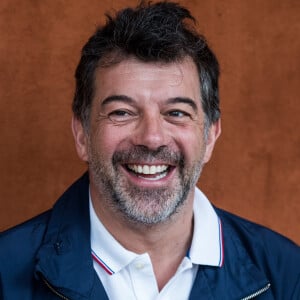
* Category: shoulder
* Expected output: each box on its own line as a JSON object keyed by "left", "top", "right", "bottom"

{"left": 216, "top": 207, "right": 299, "bottom": 250}
{"left": 216, "top": 207, "right": 300, "bottom": 295}
{"left": 1, "top": 210, "right": 51, "bottom": 241}
{"left": 0, "top": 173, "right": 89, "bottom": 264}
{"left": 0, "top": 211, "right": 51, "bottom": 271}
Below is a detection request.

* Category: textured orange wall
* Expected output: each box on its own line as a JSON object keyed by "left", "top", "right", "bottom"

{"left": 0, "top": 0, "right": 299, "bottom": 244}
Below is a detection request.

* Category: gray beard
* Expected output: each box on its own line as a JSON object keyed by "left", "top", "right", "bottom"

{"left": 89, "top": 145, "right": 204, "bottom": 225}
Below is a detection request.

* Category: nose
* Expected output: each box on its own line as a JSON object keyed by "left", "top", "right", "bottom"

{"left": 132, "top": 112, "right": 168, "bottom": 150}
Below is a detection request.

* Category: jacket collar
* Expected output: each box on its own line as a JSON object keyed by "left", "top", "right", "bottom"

{"left": 34, "top": 173, "right": 108, "bottom": 300}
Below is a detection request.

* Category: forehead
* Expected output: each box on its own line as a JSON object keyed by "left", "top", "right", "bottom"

{"left": 93, "top": 57, "right": 201, "bottom": 102}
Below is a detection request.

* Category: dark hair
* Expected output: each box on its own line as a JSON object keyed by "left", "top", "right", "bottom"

{"left": 72, "top": 1, "right": 220, "bottom": 129}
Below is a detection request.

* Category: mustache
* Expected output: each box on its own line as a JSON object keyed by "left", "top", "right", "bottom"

{"left": 112, "top": 145, "right": 184, "bottom": 166}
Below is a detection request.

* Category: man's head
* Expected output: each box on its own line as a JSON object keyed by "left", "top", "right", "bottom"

{"left": 72, "top": 1, "right": 220, "bottom": 131}
{"left": 72, "top": 1, "right": 221, "bottom": 225}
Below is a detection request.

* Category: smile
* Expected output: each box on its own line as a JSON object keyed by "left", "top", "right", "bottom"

{"left": 126, "top": 164, "right": 170, "bottom": 181}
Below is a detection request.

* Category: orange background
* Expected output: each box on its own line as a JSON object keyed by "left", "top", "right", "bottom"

{"left": 0, "top": 0, "right": 299, "bottom": 244}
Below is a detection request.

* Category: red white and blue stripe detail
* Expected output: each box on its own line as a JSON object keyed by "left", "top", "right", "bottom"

{"left": 91, "top": 249, "right": 115, "bottom": 275}
{"left": 217, "top": 217, "right": 224, "bottom": 267}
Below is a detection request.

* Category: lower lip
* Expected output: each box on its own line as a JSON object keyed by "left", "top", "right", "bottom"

{"left": 121, "top": 165, "right": 176, "bottom": 187}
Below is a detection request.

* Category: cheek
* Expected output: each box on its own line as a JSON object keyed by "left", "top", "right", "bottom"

{"left": 93, "top": 124, "right": 129, "bottom": 156}
{"left": 176, "top": 127, "right": 206, "bottom": 160}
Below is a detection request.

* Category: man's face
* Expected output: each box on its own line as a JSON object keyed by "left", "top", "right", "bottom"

{"left": 73, "top": 57, "right": 220, "bottom": 225}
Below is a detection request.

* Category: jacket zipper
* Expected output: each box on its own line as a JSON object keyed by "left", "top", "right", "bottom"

{"left": 241, "top": 283, "right": 271, "bottom": 300}
{"left": 42, "top": 276, "right": 70, "bottom": 300}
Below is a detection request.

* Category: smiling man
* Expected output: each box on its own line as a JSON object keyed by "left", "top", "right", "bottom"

{"left": 0, "top": 1, "right": 299, "bottom": 300}
{"left": 74, "top": 57, "right": 216, "bottom": 227}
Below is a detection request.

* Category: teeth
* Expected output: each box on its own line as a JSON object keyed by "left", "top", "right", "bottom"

{"left": 128, "top": 164, "right": 168, "bottom": 175}
{"left": 138, "top": 165, "right": 143, "bottom": 173}
{"left": 144, "top": 165, "right": 150, "bottom": 174}
{"left": 144, "top": 172, "right": 167, "bottom": 181}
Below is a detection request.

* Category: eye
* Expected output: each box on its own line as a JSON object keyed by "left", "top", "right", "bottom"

{"left": 168, "top": 110, "right": 188, "bottom": 118}
{"left": 108, "top": 109, "right": 137, "bottom": 123}
{"left": 167, "top": 110, "right": 192, "bottom": 120}
{"left": 164, "top": 109, "right": 194, "bottom": 125}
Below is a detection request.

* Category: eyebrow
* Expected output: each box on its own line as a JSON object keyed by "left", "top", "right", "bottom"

{"left": 101, "top": 95, "right": 134, "bottom": 107}
{"left": 100, "top": 95, "right": 198, "bottom": 112}
{"left": 166, "top": 97, "right": 198, "bottom": 112}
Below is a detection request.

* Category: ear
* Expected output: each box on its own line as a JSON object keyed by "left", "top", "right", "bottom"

{"left": 203, "top": 119, "right": 221, "bottom": 163}
{"left": 71, "top": 115, "right": 89, "bottom": 162}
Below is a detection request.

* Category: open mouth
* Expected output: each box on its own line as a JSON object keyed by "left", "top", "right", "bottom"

{"left": 125, "top": 164, "right": 172, "bottom": 181}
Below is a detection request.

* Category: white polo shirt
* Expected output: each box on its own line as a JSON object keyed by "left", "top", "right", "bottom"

{"left": 90, "top": 188, "right": 224, "bottom": 300}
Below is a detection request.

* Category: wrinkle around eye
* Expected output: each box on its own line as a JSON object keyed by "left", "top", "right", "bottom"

{"left": 96, "top": 111, "right": 139, "bottom": 126}
{"left": 109, "top": 109, "right": 138, "bottom": 122}
{"left": 95, "top": 112, "right": 109, "bottom": 122}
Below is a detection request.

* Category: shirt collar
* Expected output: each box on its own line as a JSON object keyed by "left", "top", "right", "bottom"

{"left": 90, "top": 187, "right": 224, "bottom": 275}
{"left": 189, "top": 187, "right": 224, "bottom": 267}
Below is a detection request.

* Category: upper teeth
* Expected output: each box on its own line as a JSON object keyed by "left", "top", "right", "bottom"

{"left": 128, "top": 164, "right": 168, "bottom": 175}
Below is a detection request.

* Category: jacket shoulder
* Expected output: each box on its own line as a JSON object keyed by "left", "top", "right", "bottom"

{"left": 0, "top": 211, "right": 51, "bottom": 271}
{"left": 0, "top": 173, "right": 89, "bottom": 268}
{"left": 216, "top": 207, "right": 300, "bottom": 297}
{"left": 216, "top": 207, "right": 299, "bottom": 249}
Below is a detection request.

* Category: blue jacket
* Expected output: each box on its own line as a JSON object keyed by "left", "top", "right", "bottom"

{"left": 1, "top": 173, "right": 299, "bottom": 299}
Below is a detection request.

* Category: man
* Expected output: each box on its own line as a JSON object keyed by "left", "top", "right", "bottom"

{"left": 0, "top": 1, "right": 299, "bottom": 299}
